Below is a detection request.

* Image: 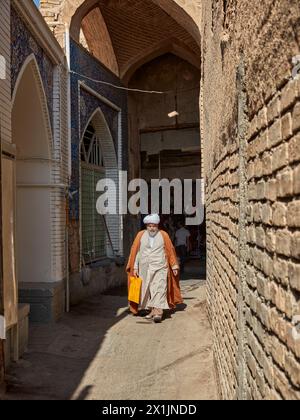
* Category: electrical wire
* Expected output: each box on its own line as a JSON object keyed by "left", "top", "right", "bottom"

{"left": 70, "top": 70, "right": 200, "bottom": 95}
{"left": 70, "top": 70, "right": 165, "bottom": 94}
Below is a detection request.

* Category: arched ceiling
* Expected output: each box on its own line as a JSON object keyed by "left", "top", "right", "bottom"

{"left": 78, "top": 0, "right": 201, "bottom": 79}
{"left": 81, "top": 5, "right": 119, "bottom": 75}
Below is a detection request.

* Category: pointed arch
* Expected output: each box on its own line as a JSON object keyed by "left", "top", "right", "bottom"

{"left": 12, "top": 54, "right": 55, "bottom": 286}
{"left": 12, "top": 53, "right": 53, "bottom": 158}
{"left": 80, "top": 107, "right": 121, "bottom": 258}
{"left": 151, "top": 0, "right": 201, "bottom": 45}
{"left": 80, "top": 107, "right": 117, "bottom": 169}
{"left": 122, "top": 38, "right": 200, "bottom": 85}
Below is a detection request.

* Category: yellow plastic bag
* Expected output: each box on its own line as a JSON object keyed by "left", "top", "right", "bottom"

{"left": 128, "top": 276, "right": 142, "bottom": 304}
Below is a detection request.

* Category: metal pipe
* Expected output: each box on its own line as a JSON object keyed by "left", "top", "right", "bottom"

{"left": 0, "top": 117, "right": 6, "bottom": 391}
{"left": 65, "top": 25, "right": 72, "bottom": 179}
{"left": 65, "top": 26, "right": 71, "bottom": 313}
{"left": 65, "top": 187, "right": 70, "bottom": 313}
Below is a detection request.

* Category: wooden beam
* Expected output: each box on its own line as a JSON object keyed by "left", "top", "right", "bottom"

{"left": 139, "top": 123, "right": 199, "bottom": 134}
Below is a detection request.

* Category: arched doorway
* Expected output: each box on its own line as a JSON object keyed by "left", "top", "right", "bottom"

{"left": 12, "top": 56, "right": 53, "bottom": 293}
{"left": 128, "top": 53, "right": 205, "bottom": 275}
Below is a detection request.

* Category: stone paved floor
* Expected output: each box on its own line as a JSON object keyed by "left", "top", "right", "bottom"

{"left": 3, "top": 264, "right": 217, "bottom": 400}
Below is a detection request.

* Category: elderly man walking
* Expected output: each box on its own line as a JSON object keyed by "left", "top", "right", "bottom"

{"left": 126, "top": 214, "right": 183, "bottom": 323}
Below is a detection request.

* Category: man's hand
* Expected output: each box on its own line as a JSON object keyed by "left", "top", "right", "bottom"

{"left": 173, "top": 269, "right": 178, "bottom": 277}
{"left": 133, "top": 269, "right": 139, "bottom": 277}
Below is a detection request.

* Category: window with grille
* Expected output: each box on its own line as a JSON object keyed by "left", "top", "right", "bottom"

{"left": 81, "top": 124, "right": 106, "bottom": 262}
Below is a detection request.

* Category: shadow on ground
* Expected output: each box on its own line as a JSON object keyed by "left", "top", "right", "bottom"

{"left": 3, "top": 259, "right": 213, "bottom": 400}
{"left": 4, "top": 290, "right": 130, "bottom": 400}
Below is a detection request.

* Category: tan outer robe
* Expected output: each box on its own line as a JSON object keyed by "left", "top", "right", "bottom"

{"left": 126, "top": 229, "right": 183, "bottom": 314}
{"left": 134, "top": 231, "right": 170, "bottom": 310}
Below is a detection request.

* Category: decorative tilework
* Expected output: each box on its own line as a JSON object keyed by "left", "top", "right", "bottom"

{"left": 11, "top": 6, "right": 54, "bottom": 127}
{"left": 70, "top": 39, "right": 128, "bottom": 221}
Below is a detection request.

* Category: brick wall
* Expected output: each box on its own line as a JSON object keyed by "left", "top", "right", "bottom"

{"left": 40, "top": 0, "right": 201, "bottom": 51}
{"left": 203, "top": 0, "right": 300, "bottom": 400}
{"left": 206, "top": 143, "right": 240, "bottom": 399}
{"left": 206, "top": 80, "right": 300, "bottom": 402}
{"left": 245, "top": 78, "right": 300, "bottom": 399}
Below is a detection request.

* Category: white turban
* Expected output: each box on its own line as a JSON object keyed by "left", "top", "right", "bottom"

{"left": 143, "top": 214, "right": 160, "bottom": 225}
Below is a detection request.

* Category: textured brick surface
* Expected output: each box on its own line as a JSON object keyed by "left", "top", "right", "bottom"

{"left": 204, "top": 0, "right": 300, "bottom": 401}
{"left": 207, "top": 75, "right": 300, "bottom": 400}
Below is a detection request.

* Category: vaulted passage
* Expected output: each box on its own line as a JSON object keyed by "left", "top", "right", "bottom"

{"left": 127, "top": 52, "right": 204, "bottom": 251}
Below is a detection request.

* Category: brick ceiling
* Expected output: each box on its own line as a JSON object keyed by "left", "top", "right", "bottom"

{"left": 81, "top": 0, "right": 200, "bottom": 79}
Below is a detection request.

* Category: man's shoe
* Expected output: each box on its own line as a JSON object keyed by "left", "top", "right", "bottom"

{"left": 145, "top": 309, "right": 155, "bottom": 319}
{"left": 153, "top": 315, "right": 162, "bottom": 323}
{"left": 153, "top": 308, "right": 163, "bottom": 323}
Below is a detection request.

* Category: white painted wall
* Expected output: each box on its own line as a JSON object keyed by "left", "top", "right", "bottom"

{"left": 16, "top": 188, "right": 52, "bottom": 283}
{"left": 13, "top": 60, "right": 53, "bottom": 284}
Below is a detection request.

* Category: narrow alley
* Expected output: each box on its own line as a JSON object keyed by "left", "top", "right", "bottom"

{"left": 0, "top": 0, "right": 300, "bottom": 401}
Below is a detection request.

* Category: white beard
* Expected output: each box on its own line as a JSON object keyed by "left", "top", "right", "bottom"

{"left": 148, "top": 230, "right": 158, "bottom": 237}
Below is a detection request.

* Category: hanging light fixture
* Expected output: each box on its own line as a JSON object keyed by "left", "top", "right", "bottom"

{"left": 168, "top": 61, "right": 179, "bottom": 118}
{"left": 168, "top": 111, "right": 179, "bottom": 118}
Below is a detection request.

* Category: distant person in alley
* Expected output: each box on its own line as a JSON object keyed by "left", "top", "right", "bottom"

{"left": 175, "top": 221, "right": 191, "bottom": 274}
{"left": 126, "top": 214, "right": 183, "bottom": 323}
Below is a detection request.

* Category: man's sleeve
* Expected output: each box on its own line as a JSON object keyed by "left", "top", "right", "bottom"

{"left": 126, "top": 230, "right": 144, "bottom": 273}
{"left": 163, "top": 231, "right": 180, "bottom": 270}
{"left": 134, "top": 251, "right": 140, "bottom": 270}
{"left": 174, "top": 231, "right": 178, "bottom": 246}
{"left": 185, "top": 231, "right": 191, "bottom": 247}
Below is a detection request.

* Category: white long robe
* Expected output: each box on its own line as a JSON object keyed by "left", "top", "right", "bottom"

{"left": 134, "top": 231, "right": 178, "bottom": 310}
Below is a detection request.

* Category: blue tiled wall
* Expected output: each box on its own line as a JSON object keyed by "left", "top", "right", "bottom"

{"left": 70, "top": 39, "right": 128, "bottom": 221}
{"left": 11, "top": 6, "right": 54, "bottom": 128}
